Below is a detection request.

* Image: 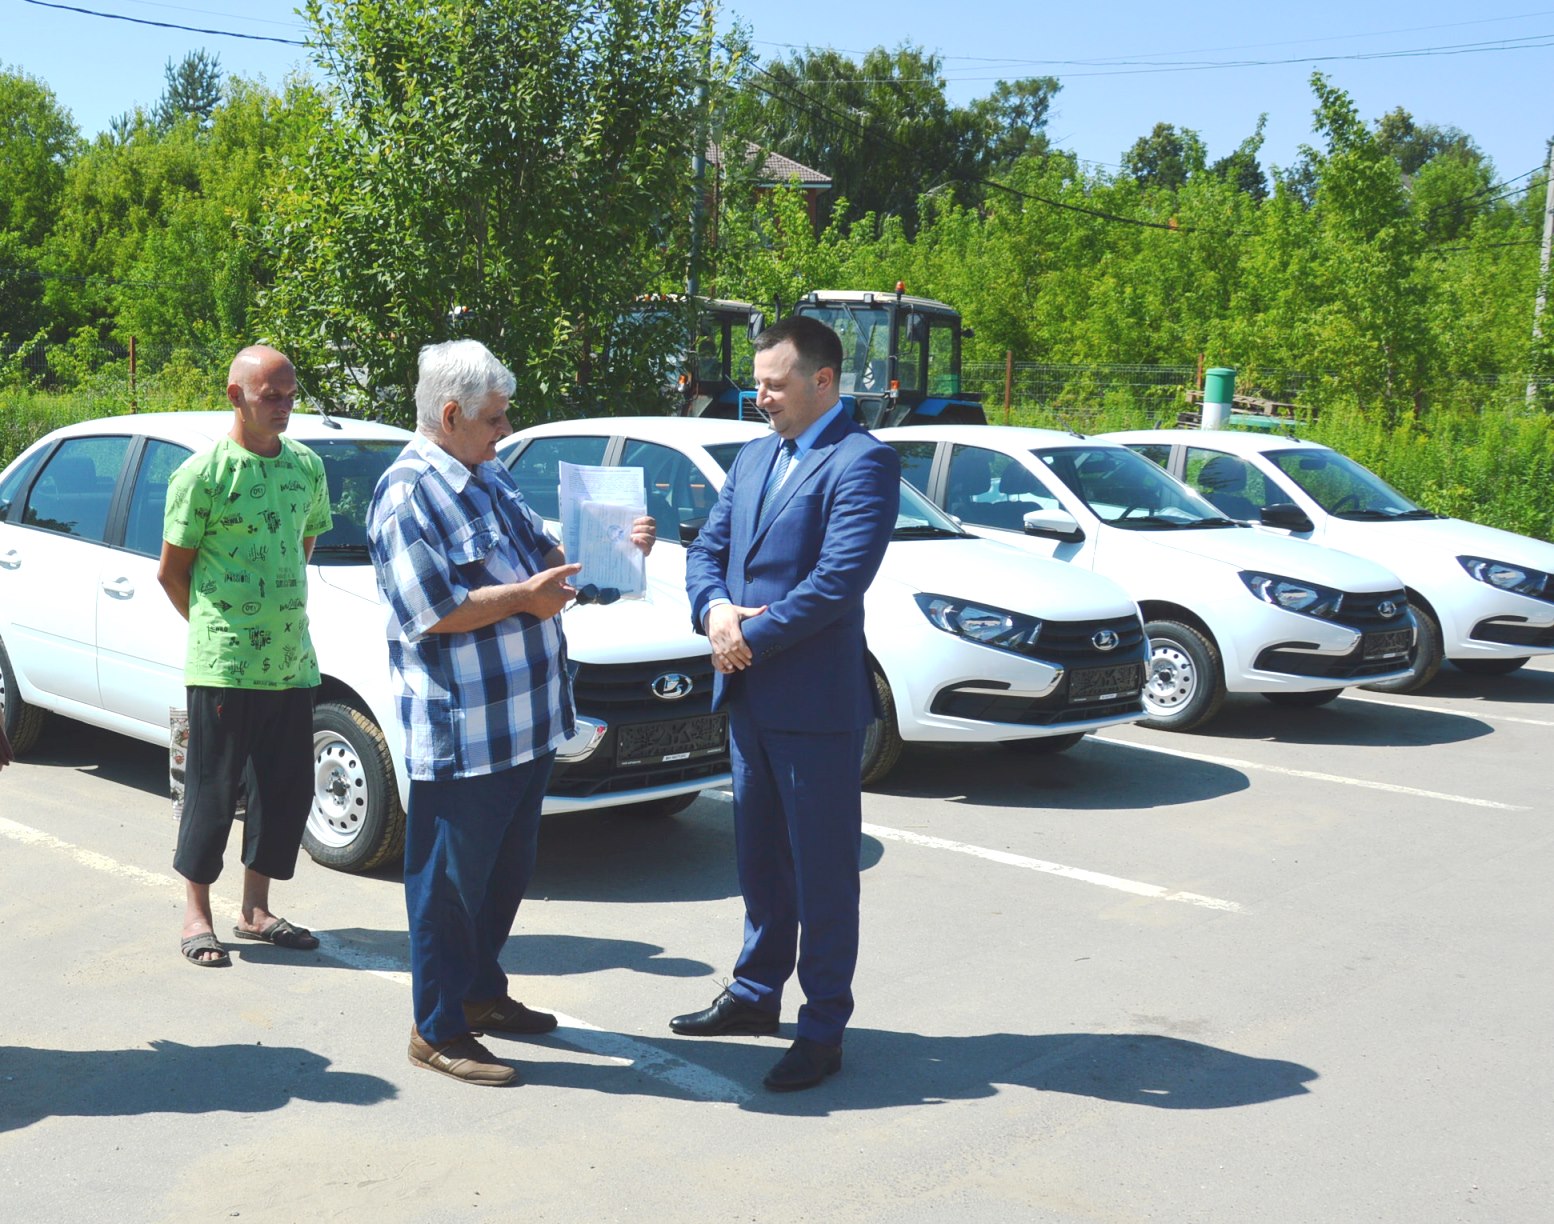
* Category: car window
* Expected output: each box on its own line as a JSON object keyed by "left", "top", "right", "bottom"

{"left": 1036, "top": 444, "right": 1222, "bottom": 526}
{"left": 1128, "top": 442, "right": 1172, "bottom": 470}
{"left": 122, "top": 439, "right": 193, "bottom": 557}
{"left": 23, "top": 435, "right": 132, "bottom": 542}
{"left": 504, "top": 436, "right": 610, "bottom": 519}
{"left": 887, "top": 440, "right": 937, "bottom": 496}
{"left": 304, "top": 438, "right": 408, "bottom": 557}
{"left": 619, "top": 439, "right": 719, "bottom": 542}
{"left": 0, "top": 446, "right": 48, "bottom": 521}
{"left": 1185, "top": 447, "right": 1277, "bottom": 520}
{"left": 945, "top": 444, "right": 1059, "bottom": 530}
{"left": 703, "top": 441, "right": 754, "bottom": 475}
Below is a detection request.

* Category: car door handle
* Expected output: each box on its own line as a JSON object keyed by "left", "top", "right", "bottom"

{"left": 101, "top": 575, "right": 136, "bottom": 599}
{"left": 0, "top": 549, "right": 20, "bottom": 570}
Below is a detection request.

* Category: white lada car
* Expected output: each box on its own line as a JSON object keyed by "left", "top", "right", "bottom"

{"left": 0, "top": 412, "right": 731, "bottom": 873}
{"left": 874, "top": 424, "right": 1418, "bottom": 731}
{"left": 1107, "top": 427, "right": 1554, "bottom": 692}
{"left": 497, "top": 416, "right": 1150, "bottom": 784}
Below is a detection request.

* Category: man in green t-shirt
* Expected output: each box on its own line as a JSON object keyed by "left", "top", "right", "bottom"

{"left": 158, "top": 345, "right": 333, "bottom": 967}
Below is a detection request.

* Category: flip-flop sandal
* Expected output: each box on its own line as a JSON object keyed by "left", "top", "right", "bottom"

{"left": 231, "top": 917, "right": 320, "bottom": 950}
{"left": 181, "top": 932, "right": 232, "bottom": 968}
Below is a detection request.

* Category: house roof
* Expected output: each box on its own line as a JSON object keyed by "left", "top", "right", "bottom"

{"left": 707, "top": 141, "right": 832, "bottom": 189}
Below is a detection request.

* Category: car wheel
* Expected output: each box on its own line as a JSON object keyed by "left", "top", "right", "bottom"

{"left": 1362, "top": 604, "right": 1442, "bottom": 694}
{"left": 1000, "top": 732, "right": 1086, "bottom": 754}
{"left": 0, "top": 633, "right": 46, "bottom": 755}
{"left": 860, "top": 668, "right": 903, "bottom": 787}
{"left": 618, "top": 792, "right": 700, "bottom": 819}
{"left": 1141, "top": 620, "right": 1225, "bottom": 732}
{"left": 1262, "top": 689, "right": 1343, "bottom": 708}
{"left": 1449, "top": 656, "right": 1529, "bottom": 677}
{"left": 304, "top": 701, "right": 405, "bottom": 874}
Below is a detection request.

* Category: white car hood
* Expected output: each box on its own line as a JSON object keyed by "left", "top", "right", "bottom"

{"left": 877, "top": 535, "right": 1138, "bottom": 619}
{"left": 1132, "top": 525, "right": 1404, "bottom": 591}
{"left": 1325, "top": 514, "right": 1554, "bottom": 572}
{"left": 312, "top": 548, "right": 709, "bottom": 665}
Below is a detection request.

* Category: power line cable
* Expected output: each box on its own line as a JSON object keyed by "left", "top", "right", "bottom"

{"left": 19, "top": 0, "right": 307, "bottom": 45}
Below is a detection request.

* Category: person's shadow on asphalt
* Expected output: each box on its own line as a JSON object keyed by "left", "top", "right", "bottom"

{"left": 516, "top": 1028, "right": 1316, "bottom": 1116}
{"left": 0, "top": 1040, "right": 397, "bottom": 1133}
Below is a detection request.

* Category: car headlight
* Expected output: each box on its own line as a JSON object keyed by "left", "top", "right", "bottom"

{"left": 1458, "top": 555, "right": 1553, "bottom": 600}
{"left": 915, "top": 594, "right": 1042, "bottom": 651}
{"left": 1239, "top": 571, "right": 1343, "bottom": 619}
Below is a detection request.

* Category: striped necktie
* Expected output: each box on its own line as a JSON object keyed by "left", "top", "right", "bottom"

{"left": 758, "top": 439, "right": 798, "bottom": 524}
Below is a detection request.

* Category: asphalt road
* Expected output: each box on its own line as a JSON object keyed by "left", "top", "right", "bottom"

{"left": 2, "top": 662, "right": 1550, "bottom": 1223}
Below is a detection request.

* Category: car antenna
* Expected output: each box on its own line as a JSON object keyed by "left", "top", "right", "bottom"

{"left": 1057, "top": 413, "right": 1086, "bottom": 439}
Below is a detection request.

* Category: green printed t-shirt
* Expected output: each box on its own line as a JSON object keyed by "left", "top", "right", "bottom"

{"left": 164, "top": 434, "right": 333, "bottom": 689}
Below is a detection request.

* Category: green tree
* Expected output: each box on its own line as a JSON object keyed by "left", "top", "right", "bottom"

{"left": 727, "top": 44, "right": 1057, "bottom": 232}
{"left": 1123, "top": 123, "right": 1206, "bottom": 193}
{"left": 259, "top": 0, "right": 710, "bottom": 420}
{"left": 155, "top": 50, "right": 224, "bottom": 131}
{"left": 0, "top": 67, "right": 79, "bottom": 248}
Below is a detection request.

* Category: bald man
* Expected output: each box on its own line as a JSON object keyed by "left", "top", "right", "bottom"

{"left": 158, "top": 345, "right": 334, "bottom": 967}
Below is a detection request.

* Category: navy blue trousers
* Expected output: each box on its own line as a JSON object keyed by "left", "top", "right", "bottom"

{"left": 726, "top": 698, "right": 865, "bottom": 1047}
{"left": 404, "top": 753, "right": 555, "bottom": 1045}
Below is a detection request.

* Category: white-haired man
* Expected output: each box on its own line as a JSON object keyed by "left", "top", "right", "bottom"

{"left": 367, "top": 339, "right": 654, "bottom": 1086}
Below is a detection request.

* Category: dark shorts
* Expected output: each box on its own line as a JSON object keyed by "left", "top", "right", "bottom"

{"left": 173, "top": 686, "right": 316, "bottom": 886}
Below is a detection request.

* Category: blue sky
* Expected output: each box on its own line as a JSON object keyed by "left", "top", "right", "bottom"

{"left": 5, "top": 1, "right": 1552, "bottom": 185}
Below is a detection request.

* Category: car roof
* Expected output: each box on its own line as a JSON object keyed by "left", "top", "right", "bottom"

{"left": 504, "top": 415, "right": 770, "bottom": 448}
{"left": 798, "top": 290, "right": 957, "bottom": 314}
{"left": 876, "top": 423, "right": 1128, "bottom": 450}
{"left": 1103, "top": 427, "right": 1331, "bottom": 457}
{"left": 37, "top": 410, "right": 413, "bottom": 448}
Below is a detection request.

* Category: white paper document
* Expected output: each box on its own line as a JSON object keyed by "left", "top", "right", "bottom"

{"left": 558, "top": 462, "right": 647, "bottom": 596}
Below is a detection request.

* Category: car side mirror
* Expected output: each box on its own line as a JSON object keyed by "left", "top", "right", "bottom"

{"left": 1023, "top": 508, "right": 1084, "bottom": 543}
{"left": 1260, "top": 502, "right": 1314, "bottom": 533}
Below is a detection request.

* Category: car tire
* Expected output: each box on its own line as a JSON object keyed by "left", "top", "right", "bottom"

{"left": 860, "top": 668, "right": 903, "bottom": 787}
{"left": 0, "top": 633, "right": 46, "bottom": 755}
{"left": 999, "top": 732, "right": 1086, "bottom": 755}
{"left": 1140, "top": 619, "right": 1225, "bottom": 732}
{"left": 304, "top": 701, "right": 405, "bottom": 874}
{"left": 618, "top": 792, "right": 700, "bottom": 819}
{"left": 1449, "top": 656, "right": 1529, "bottom": 677}
{"left": 1362, "top": 604, "right": 1442, "bottom": 694}
{"left": 1262, "top": 689, "right": 1343, "bottom": 708}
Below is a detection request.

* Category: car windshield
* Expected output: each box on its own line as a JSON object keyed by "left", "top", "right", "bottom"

{"left": 1265, "top": 448, "right": 1433, "bottom": 518}
{"left": 1033, "top": 444, "right": 1234, "bottom": 529}
{"left": 302, "top": 437, "right": 407, "bottom": 562}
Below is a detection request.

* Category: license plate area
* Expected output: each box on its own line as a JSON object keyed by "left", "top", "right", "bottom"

{"left": 1363, "top": 628, "right": 1412, "bottom": 661}
{"left": 616, "top": 714, "right": 727, "bottom": 767}
{"left": 1068, "top": 662, "right": 1143, "bottom": 703}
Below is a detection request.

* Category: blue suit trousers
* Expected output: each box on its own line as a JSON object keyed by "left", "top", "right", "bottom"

{"left": 726, "top": 696, "right": 864, "bottom": 1046}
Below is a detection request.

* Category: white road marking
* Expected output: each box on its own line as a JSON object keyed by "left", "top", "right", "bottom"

{"left": 0, "top": 815, "right": 749, "bottom": 1104}
{"left": 706, "top": 791, "right": 1244, "bottom": 912}
{"left": 1092, "top": 737, "right": 1529, "bottom": 811}
{"left": 1343, "top": 693, "right": 1554, "bottom": 728}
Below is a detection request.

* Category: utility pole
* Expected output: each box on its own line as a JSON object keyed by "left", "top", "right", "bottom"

{"left": 686, "top": 1, "right": 714, "bottom": 301}
{"left": 1527, "top": 137, "right": 1554, "bottom": 406}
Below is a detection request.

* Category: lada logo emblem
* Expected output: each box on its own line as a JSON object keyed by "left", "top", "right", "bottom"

{"left": 1378, "top": 600, "right": 1398, "bottom": 618}
{"left": 652, "top": 672, "right": 693, "bottom": 700}
{"left": 1091, "top": 629, "right": 1120, "bottom": 652}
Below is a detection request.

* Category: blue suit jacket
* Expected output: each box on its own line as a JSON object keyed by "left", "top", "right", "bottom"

{"left": 685, "top": 411, "right": 900, "bottom": 733}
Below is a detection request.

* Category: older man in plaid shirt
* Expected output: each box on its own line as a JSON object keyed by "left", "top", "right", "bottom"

{"left": 367, "top": 339, "right": 653, "bottom": 1087}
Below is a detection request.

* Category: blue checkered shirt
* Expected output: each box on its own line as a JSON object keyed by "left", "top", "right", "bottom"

{"left": 367, "top": 433, "right": 575, "bottom": 780}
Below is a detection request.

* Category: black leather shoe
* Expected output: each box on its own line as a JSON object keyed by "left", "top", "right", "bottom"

{"left": 763, "top": 1037, "right": 842, "bottom": 1092}
{"left": 670, "top": 988, "right": 779, "bottom": 1036}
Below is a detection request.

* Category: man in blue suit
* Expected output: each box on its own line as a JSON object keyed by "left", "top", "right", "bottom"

{"left": 676, "top": 315, "right": 899, "bottom": 1091}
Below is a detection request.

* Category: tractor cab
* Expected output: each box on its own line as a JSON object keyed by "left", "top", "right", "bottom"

{"left": 790, "top": 287, "right": 986, "bottom": 427}
{"left": 621, "top": 295, "right": 765, "bottom": 419}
